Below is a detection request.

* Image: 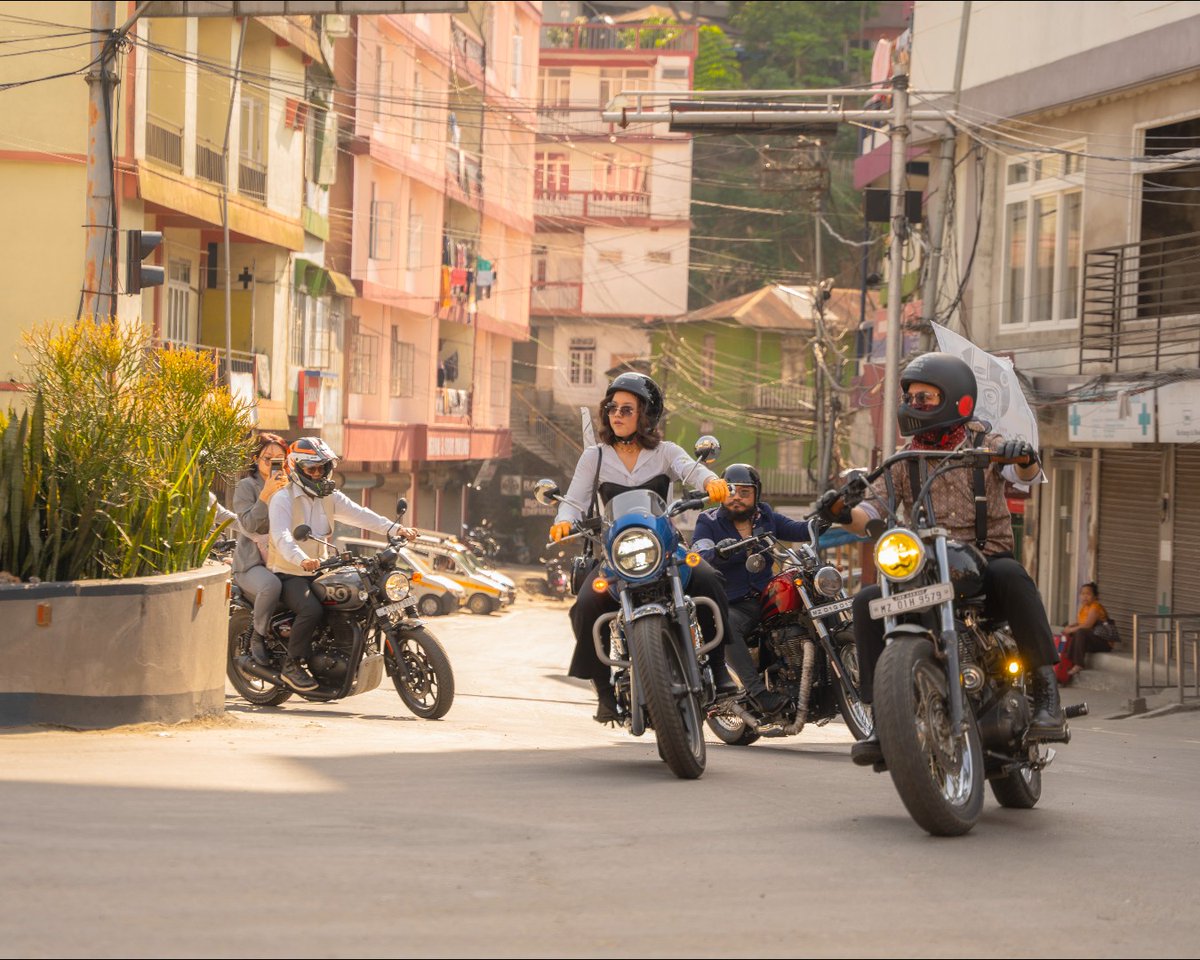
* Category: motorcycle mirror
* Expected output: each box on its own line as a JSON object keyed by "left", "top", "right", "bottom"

{"left": 292, "top": 524, "right": 312, "bottom": 541}
{"left": 396, "top": 497, "right": 408, "bottom": 518}
{"left": 839, "top": 467, "right": 868, "bottom": 483}
{"left": 693, "top": 434, "right": 721, "bottom": 464}
{"left": 533, "top": 478, "right": 561, "bottom": 506}
{"left": 745, "top": 553, "right": 766, "bottom": 574}
{"left": 865, "top": 518, "right": 888, "bottom": 540}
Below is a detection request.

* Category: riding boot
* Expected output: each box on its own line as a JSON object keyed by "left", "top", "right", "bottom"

{"left": 723, "top": 637, "right": 784, "bottom": 712}
{"left": 1027, "top": 666, "right": 1068, "bottom": 741}
{"left": 249, "top": 632, "right": 270, "bottom": 666}
{"left": 850, "top": 732, "right": 884, "bottom": 767}
{"left": 709, "top": 650, "right": 739, "bottom": 698}
{"left": 592, "top": 679, "right": 619, "bottom": 725}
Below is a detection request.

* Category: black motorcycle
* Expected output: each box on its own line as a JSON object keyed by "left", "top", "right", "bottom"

{"left": 542, "top": 550, "right": 569, "bottom": 600}
{"left": 226, "top": 500, "right": 455, "bottom": 719}
{"left": 834, "top": 448, "right": 1087, "bottom": 836}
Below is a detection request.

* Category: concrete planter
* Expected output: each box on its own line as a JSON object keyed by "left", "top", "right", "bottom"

{"left": 0, "top": 564, "right": 230, "bottom": 729}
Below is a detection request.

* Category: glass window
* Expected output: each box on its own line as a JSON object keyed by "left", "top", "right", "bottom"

{"left": 1032, "top": 195, "right": 1057, "bottom": 322}
{"left": 349, "top": 321, "right": 379, "bottom": 395}
{"left": 568, "top": 337, "right": 594, "bottom": 386}
{"left": 1003, "top": 203, "right": 1027, "bottom": 326}
{"left": 390, "top": 331, "right": 414, "bottom": 398}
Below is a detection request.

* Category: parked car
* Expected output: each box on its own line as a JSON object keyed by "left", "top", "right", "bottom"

{"left": 407, "top": 534, "right": 516, "bottom": 615}
{"left": 341, "top": 537, "right": 466, "bottom": 616}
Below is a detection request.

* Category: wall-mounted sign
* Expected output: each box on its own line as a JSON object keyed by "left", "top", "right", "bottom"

{"left": 1068, "top": 388, "right": 1155, "bottom": 443}
{"left": 426, "top": 431, "right": 471, "bottom": 460}
{"left": 1157, "top": 380, "right": 1200, "bottom": 444}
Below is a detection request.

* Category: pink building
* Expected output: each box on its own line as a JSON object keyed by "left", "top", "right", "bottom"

{"left": 329, "top": 5, "right": 539, "bottom": 531}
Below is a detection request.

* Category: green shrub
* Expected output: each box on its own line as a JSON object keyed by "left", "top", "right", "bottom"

{"left": 0, "top": 321, "right": 252, "bottom": 581}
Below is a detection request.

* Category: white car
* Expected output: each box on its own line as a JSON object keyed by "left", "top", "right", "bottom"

{"left": 340, "top": 537, "right": 466, "bottom": 616}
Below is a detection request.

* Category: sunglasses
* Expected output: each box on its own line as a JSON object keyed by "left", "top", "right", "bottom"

{"left": 604, "top": 402, "right": 637, "bottom": 418}
{"left": 903, "top": 390, "right": 943, "bottom": 411}
{"left": 728, "top": 484, "right": 757, "bottom": 497}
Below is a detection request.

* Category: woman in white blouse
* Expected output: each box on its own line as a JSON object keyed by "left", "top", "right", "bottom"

{"left": 549, "top": 373, "right": 734, "bottom": 724}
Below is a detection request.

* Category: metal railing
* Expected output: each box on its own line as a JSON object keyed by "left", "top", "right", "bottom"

{"left": 535, "top": 106, "right": 613, "bottom": 137}
{"left": 1132, "top": 612, "right": 1200, "bottom": 705}
{"left": 531, "top": 280, "right": 582, "bottom": 314}
{"left": 451, "top": 21, "right": 484, "bottom": 73}
{"left": 196, "top": 137, "right": 226, "bottom": 185}
{"left": 154, "top": 339, "right": 260, "bottom": 388}
{"left": 758, "top": 467, "right": 816, "bottom": 499}
{"left": 238, "top": 156, "right": 267, "bottom": 203}
{"left": 146, "top": 112, "right": 183, "bottom": 170}
{"left": 1080, "top": 230, "right": 1200, "bottom": 371}
{"left": 539, "top": 22, "right": 697, "bottom": 53}
{"left": 742, "top": 382, "right": 816, "bottom": 413}
{"left": 535, "top": 188, "right": 650, "bottom": 219}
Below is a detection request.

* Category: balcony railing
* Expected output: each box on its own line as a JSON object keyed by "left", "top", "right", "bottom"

{"left": 435, "top": 387, "right": 471, "bottom": 419}
{"left": 535, "top": 189, "right": 650, "bottom": 220}
{"left": 238, "top": 156, "right": 267, "bottom": 203}
{"left": 451, "top": 21, "right": 485, "bottom": 74}
{"left": 146, "top": 112, "right": 183, "bottom": 171}
{"left": 531, "top": 280, "right": 583, "bottom": 314}
{"left": 154, "top": 340, "right": 264, "bottom": 394}
{"left": 196, "top": 137, "right": 226, "bottom": 186}
{"left": 758, "top": 467, "right": 817, "bottom": 499}
{"left": 1081, "top": 230, "right": 1200, "bottom": 370}
{"left": 539, "top": 22, "right": 697, "bottom": 53}
{"left": 445, "top": 146, "right": 484, "bottom": 201}
{"left": 535, "top": 106, "right": 614, "bottom": 137}
{"left": 739, "top": 382, "right": 816, "bottom": 413}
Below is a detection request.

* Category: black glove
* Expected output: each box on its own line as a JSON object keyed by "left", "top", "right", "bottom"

{"left": 714, "top": 538, "right": 739, "bottom": 559}
{"left": 997, "top": 439, "right": 1039, "bottom": 467}
{"left": 815, "top": 488, "right": 853, "bottom": 527}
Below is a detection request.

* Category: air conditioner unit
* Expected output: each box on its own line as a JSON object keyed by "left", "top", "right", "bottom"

{"left": 324, "top": 14, "right": 350, "bottom": 38}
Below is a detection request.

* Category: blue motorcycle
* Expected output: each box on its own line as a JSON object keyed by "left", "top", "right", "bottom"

{"left": 535, "top": 438, "right": 724, "bottom": 779}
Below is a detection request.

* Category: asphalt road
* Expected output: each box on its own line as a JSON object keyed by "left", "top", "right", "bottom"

{"left": 2, "top": 601, "right": 1198, "bottom": 958}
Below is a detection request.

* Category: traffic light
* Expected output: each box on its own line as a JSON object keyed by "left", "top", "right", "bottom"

{"left": 125, "top": 229, "right": 164, "bottom": 294}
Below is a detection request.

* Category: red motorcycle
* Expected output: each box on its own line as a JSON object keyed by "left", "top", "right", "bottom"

{"left": 706, "top": 518, "right": 873, "bottom": 746}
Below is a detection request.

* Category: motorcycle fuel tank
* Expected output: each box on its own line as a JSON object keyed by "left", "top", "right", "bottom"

{"left": 761, "top": 571, "right": 803, "bottom": 620}
{"left": 313, "top": 569, "right": 369, "bottom": 610}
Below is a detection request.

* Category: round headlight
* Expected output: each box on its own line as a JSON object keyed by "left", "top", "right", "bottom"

{"left": 384, "top": 571, "right": 410, "bottom": 600}
{"left": 813, "top": 564, "right": 844, "bottom": 597}
{"left": 611, "top": 529, "right": 662, "bottom": 577}
{"left": 874, "top": 530, "right": 925, "bottom": 582}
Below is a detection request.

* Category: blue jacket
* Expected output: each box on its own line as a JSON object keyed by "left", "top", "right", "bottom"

{"left": 691, "top": 502, "right": 812, "bottom": 602}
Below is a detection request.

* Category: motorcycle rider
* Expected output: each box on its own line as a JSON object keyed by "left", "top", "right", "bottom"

{"left": 548, "top": 372, "right": 734, "bottom": 724}
{"left": 268, "top": 437, "right": 417, "bottom": 692}
{"left": 816, "top": 352, "right": 1064, "bottom": 767}
{"left": 692, "top": 463, "right": 813, "bottom": 715}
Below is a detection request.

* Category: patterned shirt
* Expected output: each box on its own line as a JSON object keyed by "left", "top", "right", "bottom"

{"left": 859, "top": 435, "right": 1031, "bottom": 556}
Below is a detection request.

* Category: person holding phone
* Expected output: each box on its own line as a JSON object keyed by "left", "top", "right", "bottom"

{"left": 231, "top": 433, "right": 290, "bottom": 664}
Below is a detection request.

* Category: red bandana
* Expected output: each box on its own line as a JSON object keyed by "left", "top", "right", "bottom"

{"left": 911, "top": 424, "right": 967, "bottom": 450}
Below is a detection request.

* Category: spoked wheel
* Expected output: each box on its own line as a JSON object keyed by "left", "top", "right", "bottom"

{"left": 875, "top": 638, "right": 983, "bottom": 836}
{"left": 833, "top": 640, "right": 875, "bottom": 741}
{"left": 389, "top": 627, "right": 455, "bottom": 719}
{"left": 990, "top": 742, "right": 1044, "bottom": 809}
{"left": 706, "top": 710, "right": 761, "bottom": 746}
{"left": 225, "top": 607, "right": 292, "bottom": 706}
{"left": 629, "top": 615, "right": 706, "bottom": 779}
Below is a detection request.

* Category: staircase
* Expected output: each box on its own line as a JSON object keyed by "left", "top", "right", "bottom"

{"left": 511, "top": 386, "right": 584, "bottom": 475}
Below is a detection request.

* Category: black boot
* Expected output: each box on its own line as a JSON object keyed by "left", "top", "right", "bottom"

{"left": 281, "top": 659, "right": 319, "bottom": 692}
{"left": 748, "top": 683, "right": 787, "bottom": 716}
{"left": 250, "top": 632, "right": 270, "bottom": 666}
{"left": 710, "top": 656, "right": 739, "bottom": 698}
{"left": 1028, "top": 666, "right": 1068, "bottom": 741}
{"left": 850, "top": 731, "right": 884, "bottom": 768}
{"left": 593, "top": 680, "right": 619, "bottom": 725}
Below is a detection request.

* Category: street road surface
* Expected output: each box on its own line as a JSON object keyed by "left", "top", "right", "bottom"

{"left": 2, "top": 601, "right": 1198, "bottom": 958}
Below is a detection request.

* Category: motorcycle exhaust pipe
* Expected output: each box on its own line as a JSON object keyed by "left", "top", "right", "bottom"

{"left": 728, "top": 701, "right": 760, "bottom": 730}
{"left": 237, "top": 656, "right": 283, "bottom": 685}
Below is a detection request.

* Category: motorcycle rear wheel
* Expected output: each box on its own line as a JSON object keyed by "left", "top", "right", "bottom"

{"left": 389, "top": 627, "right": 455, "bottom": 720}
{"left": 990, "top": 760, "right": 1043, "bottom": 809}
{"left": 225, "top": 608, "right": 292, "bottom": 706}
{"left": 706, "top": 713, "right": 761, "bottom": 746}
{"left": 875, "top": 637, "right": 984, "bottom": 837}
{"left": 629, "top": 614, "right": 706, "bottom": 779}
{"left": 833, "top": 639, "right": 874, "bottom": 742}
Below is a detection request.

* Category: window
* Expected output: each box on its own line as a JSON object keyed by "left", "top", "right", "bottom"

{"left": 491, "top": 358, "right": 509, "bottom": 408}
{"left": 534, "top": 151, "right": 570, "bottom": 197}
{"left": 290, "top": 289, "right": 306, "bottom": 366}
{"left": 568, "top": 337, "right": 595, "bottom": 386}
{"left": 532, "top": 245, "right": 548, "bottom": 284}
{"left": 369, "top": 183, "right": 393, "bottom": 261}
{"left": 390, "top": 330, "right": 414, "bottom": 397}
{"left": 372, "top": 45, "right": 392, "bottom": 123}
{"left": 509, "top": 33, "right": 523, "bottom": 96}
{"left": 701, "top": 334, "right": 716, "bottom": 389}
{"left": 598, "top": 249, "right": 623, "bottom": 265}
{"left": 166, "top": 259, "right": 193, "bottom": 345}
{"left": 349, "top": 321, "right": 379, "bottom": 395}
{"left": 406, "top": 199, "right": 423, "bottom": 271}
{"left": 593, "top": 150, "right": 646, "bottom": 195}
{"left": 410, "top": 67, "right": 424, "bottom": 149}
{"left": 599, "top": 68, "right": 650, "bottom": 107}
{"left": 538, "top": 67, "right": 570, "bottom": 109}
{"left": 647, "top": 249, "right": 672, "bottom": 264}
{"left": 1001, "top": 145, "right": 1084, "bottom": 326}
{"left": 239, "top": 96, "right": 266, "bottom": 164}
{"left": 291, "top": 290, "right": 333, "bottom": 369}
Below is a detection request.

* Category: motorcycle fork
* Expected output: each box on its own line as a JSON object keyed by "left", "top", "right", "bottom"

{"left": 670, "top": 568, "right": 704, "bottom": 694}
{"left": 933, "top": 537, "right": 965, "bottom": 734}
{"left": 798, "top": 584, "right": 864, "bottom": 703}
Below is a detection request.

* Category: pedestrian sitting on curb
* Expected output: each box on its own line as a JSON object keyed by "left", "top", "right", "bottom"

{"left": 1060, "top": 581, "right": 1117, "bottom": 680}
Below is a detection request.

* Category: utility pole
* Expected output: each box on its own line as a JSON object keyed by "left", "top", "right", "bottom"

{"left": 920, "top": 1, "right": 971, "bottom": 342}
{"left": 882, "top": 70, "right": 911, "bottom": 458}
{"left": 82, "top": 1, "right": 118, "bottom": 320}
{"left": 220, "top": 18, "right": 248, "bottom": 386}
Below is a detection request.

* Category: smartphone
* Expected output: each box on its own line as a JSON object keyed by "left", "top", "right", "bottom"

{"left": 270, "top": 457, "right": 284, "bottom": 474}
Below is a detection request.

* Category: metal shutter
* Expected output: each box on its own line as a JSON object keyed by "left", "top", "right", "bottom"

{"left": 1172, "top": 448, "right": 1200, "bottom": 616}
{"left": 1097, "top": 450, "right": 1163, "bottom": 642}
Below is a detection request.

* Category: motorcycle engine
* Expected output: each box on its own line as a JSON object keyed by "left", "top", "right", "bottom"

{"left": 767, "top": 624, "right": 809, "bottom": 681}
{"left": 309, "top": 650, "right": 351, "bottom": 684}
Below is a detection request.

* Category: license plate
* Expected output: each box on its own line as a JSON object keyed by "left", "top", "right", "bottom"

{"left": 375, "top": 602, "right": 404, "bottom": 619}
{"left": 869, "top": 582, "right": 954, "bottom": 619}
{"left": 808, "top": 597, "right": 853, "bottom": 618}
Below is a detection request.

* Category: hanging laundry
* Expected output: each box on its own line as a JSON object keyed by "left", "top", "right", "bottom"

{"left": 440, "top": 265, "right": 452, "bottom": 308}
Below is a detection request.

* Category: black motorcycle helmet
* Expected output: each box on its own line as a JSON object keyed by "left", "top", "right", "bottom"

{"left": 604, "top": 372, "right": 664, "bottom": 426}
{"left": 722, "top": 463, "right": 761, "bottom": 503}
{"left": 898, "top": 352, "right": 978, "bottom": 438}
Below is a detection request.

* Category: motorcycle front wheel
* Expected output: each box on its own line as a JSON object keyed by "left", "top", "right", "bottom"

{"left": 874, "top": 637, "right": 984, "bottom": 837}
{"left": 388, "top": 627, "right": 455, "bottom": 720}
{"left": 226, "top": 607, "right": 293, "bottom": 706}
{"left": 629, "top": 614, "right": 706, "bottom": 779}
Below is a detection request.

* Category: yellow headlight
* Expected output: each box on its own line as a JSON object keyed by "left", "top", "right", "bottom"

{"left": 873, "top": 530, "right": 925, "bottom": 582}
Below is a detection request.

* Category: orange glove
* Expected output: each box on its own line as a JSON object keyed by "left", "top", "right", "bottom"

{"left": 705, "top": 477, "right": 730, "bottom": 503}
{"left": 549, "top": 521, "right": 573, "bottom": 542}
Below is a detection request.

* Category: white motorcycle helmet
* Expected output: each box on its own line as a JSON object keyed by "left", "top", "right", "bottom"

{"left": 287, "top": 437, "right": 338, "bottom": 497}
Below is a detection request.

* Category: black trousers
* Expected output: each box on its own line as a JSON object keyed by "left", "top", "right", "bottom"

{"left": 567, "top": 560, "right": 730, "bottom": 686}
{"left": 852, "top": 556, "right": 1058, "bottom": 703}
{"left": 724, "top": 596, "right": 765, "bottom": 692}
{"left": 279, "top": 573, "right": 325, "bottom": 662}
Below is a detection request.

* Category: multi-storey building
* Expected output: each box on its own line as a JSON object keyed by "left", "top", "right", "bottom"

{"left": 328, "top": 4, "right": 538, "bottom": 532}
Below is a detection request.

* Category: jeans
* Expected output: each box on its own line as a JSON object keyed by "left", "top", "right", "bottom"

{"left": 278, "top": 573, "right": 325, "bottom": 663}
{"left": 233, "top": 564, "right": 282, "bottom": 637}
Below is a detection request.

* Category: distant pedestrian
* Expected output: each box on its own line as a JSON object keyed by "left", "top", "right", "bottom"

{"left": 1060, "top": 581, "right": 1116, "bottom": 678}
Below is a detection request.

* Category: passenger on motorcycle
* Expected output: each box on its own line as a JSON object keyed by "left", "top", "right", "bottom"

{"left": 816, "top": 352, "right": 1064, "bottom": 767}
{"left": 692, "top": 463, "right": 812, "bottom": 715}
{"left": 548, "top": 372, "right": 734, "bottom": 724}
{"left": 231, "top": 433, "right": 289, "bottom": 665}
{"left": 268, "top": 437, "right": 417, "bottom": 692}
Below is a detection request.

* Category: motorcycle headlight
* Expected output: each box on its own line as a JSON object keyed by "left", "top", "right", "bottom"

{"left": 384, "top": 571, "right": 410, "bottom": 601}
{"left": 874, "top": 529, "right": 925, "bottom": 582}
{"left": 612, "top": 529, "right": 662, "bottom": 578}
{"left": 813, "top": 565, "right": 844, "bottom": 597}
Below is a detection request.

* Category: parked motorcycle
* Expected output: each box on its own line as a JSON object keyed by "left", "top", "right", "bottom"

{"left": 461, "top": 521, "right": 499, "bottom": 563}
{"left": 705, "top": 518, "right": 873, "bottom": 746}
{"left": 833, "top": 446, "right": 1088, "bottom": 836}
{"left": 542, "top": 550, "right": 570, "bottom": 600}
{"left": 534, "top": 436, "right": 724, "bottom": 780}
{"left": 226, "top": 499, "right": 455, "bottom": 719}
